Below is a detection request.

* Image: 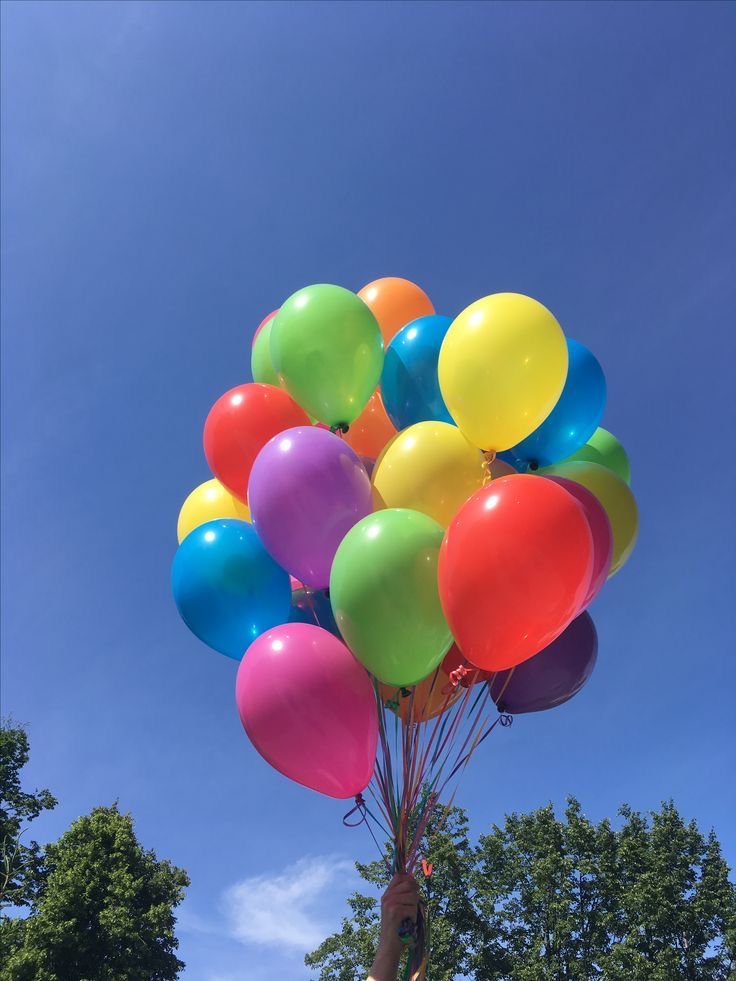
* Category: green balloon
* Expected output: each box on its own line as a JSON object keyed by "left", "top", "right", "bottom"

{"left": 330, "top": 508, "right": 452, "bottom": 687}
{"left": 559, "top": 427, "right": 631, "bottom": 484}
{"left": 270, "top": 284, "right": 384, "bottom": 427}
{"left": 251, "top": 317, "right": 281, "bottom": 387}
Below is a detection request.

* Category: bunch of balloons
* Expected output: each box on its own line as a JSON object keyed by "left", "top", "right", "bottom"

{"left": 172, "top": 278, "right": 638, "bottom": 807}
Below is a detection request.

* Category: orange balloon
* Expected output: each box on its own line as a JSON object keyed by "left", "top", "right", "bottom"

{"left": 344, "top": 390, "right": 397, "bottom": 459}
{"left": 358, "top": 277, "right": 435, "bottom": 345}
{"left": 379, "top": 668, "right": 461, "bottom": 724}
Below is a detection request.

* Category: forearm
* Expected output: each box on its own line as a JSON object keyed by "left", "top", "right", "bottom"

{"left": 367, "top": 937, "right": 402, "bottom": 981}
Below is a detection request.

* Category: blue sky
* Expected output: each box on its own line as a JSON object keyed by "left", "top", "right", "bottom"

{"left": 1, "top": 2, "right": 735, "bottom": 978}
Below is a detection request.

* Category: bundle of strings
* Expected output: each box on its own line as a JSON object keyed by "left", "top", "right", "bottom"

{"left": 355, "top": 670, "right": 513, "bottom": 980}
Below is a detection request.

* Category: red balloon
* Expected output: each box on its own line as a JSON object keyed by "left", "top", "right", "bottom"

{"left": 203, "top": 384, "right": 309, "bottom": 502}
{"left": 251, "top": 309, "right": 278, "bottom": 348}
{"left": 438, "top": 475, "right": 594, "bottom": 672}
{"left": 544, "top": 476, "right": 613, "bottom": 609}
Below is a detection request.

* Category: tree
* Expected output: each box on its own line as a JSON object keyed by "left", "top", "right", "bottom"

{"left": 306, "top": 798, "right": 736, "bottom": 980}
{"left": 0, "top": 722, "right": 57, "bottom": 909}
{"left": 0, "top": 721, "right": 190, "bottom": 980}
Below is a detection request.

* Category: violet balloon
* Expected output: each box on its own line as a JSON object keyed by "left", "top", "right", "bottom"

{"left": 248, "top": 427, "right": 372, "bottom": 589}
{"left": 236, "top": 623, "right": 378, "bottom": 798}
{"left": 545, "top": 475, "right": 613, "bottom": 609}
{"left": 490, "top": 612, "right": 598, "bottom": 714}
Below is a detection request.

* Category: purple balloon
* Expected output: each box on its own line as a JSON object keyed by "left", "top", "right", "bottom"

{"left": 248, "top": 427, "right": 372, "bottom": 589}
{"left": 490, "top": 612, "right": 598, "bottom": 714}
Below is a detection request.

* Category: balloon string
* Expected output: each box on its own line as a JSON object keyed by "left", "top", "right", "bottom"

{"left": 488, "top": 665, "right": 516, "bottom": 710}
{"left": 481, "top": 450, "right": 497, "bottom": 485}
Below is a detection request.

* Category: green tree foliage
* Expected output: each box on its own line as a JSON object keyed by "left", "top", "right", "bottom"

{"left": 0, "top": 721, "right": 57, "bottom": 909}
{"left": 306, "top": 799, "right": 736, "bottom": 980}
{"left": 0, "top": 723, "right": 190, "bottom": 980}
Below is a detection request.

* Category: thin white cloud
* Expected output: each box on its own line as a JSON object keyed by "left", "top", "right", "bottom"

{"left": 222, "top": 854, "right": 358, "bottom": 950}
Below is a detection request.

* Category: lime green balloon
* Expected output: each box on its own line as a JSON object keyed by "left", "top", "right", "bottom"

{"left": 330, "top": 508, "right": 452, "bottom": 686}
{"left": 540, "top": 460, "right": 638, "bottom": 577}
{"left": 250, "top": 317, "right": 281, "bottom": 387}
{"left": 559, "top": 427, "right": 631, "bottom": 484}
{"left": 270, "top": 284, "right": 384, "bottom": 427}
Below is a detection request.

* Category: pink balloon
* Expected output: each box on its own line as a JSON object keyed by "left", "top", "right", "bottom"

{"left": 236, "top": 623, "right": 377, "bottom": 799}
{"left": 251, "top": 309, "right": 278, "bottom": 348}
{"left": 545, "top": 476, "right": 613, "bottom": 608}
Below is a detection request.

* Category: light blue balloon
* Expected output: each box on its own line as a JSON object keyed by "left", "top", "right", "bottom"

{"left": 510, "top": 338, "right": 607, "bottom": 469}
{"left": 381, "top": 315, "right": 453, "bottom": 430}
{"left": 289, "top": 587, "right": 341, "bottom": 638}
{"left": 172, "top": 519, "right": 291, "bottom": 660}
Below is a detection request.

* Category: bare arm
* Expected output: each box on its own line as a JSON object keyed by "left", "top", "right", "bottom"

{"left": 368, "top": 874, "right": 419, "bottom": 981}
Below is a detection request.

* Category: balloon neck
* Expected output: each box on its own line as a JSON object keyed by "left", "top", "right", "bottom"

{"left": 330, "top": 423, "right": 350, "bottom": 435}
{"left": 481, "top": 450, "right": 497, "bottom": 484}
{"left": 399, "top": 687, "right": 412, "bottom": 698}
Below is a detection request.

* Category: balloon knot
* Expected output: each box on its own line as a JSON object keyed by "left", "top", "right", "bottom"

{"left": 421, "top": 858, "right": 433, "bottom": 877}
{"left": 330, "top": 423, "right": 349, "bottom": 435}
{"left": 481, "top": 450, "right": 497, "bottom": 485}
{"left": 399, "top": 687, "right": 411, "bottom": 698}
{"left": 500, "top": 713, "right": 513, "bottom": 727}
{"left": 528, "top": 460, "right": 539, "bottom": 471}
{"left": 445, "top": 666, "right": 473, "bottom": 692}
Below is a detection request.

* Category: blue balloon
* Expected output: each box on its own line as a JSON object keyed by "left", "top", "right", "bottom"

{"left": 510, "top": 338, "right": 607, "bottom": 469}
{"left": 289, "top": 587, "right": 341, "bottom": 638}
{"left": 381, "top": 315, "right": 453, "bottom": 430}
{"left": 172, "top": 519, "right": 291, "bottom": 659}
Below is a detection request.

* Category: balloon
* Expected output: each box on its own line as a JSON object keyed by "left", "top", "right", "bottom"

{"left": 236, "top": 624, "right": 377, "bottom": 799}
{"left": 344, "top": 390, "right": 397, "bottom": 459}
{"left": 438, "top": 476, "right": 594, "bottom": 672}
{"left": 251, "top": 316, "right": 281, "bottom": 388}
{"left": 544, "top": 476, "right": 613, "bottom": 608}
{"left": 371, "top": 421, "right": 483, "bottom": 528}
{"left": 270, "top": 284, "right": 384, "bottom": 427}
{"left": 172, "top": 519, "right": 291, "bottom": 659}
{"left": 289, "top": 587, "right": 340, "bottom": 638}
{"left": 381, "top": 315, "right": 453, "bottom": 430}
{"left": 330, "top": 509, "right": 452, "bottom": 686}
{"left": 558, "top": 427, "right": 632, "bottom": 484}
{"left": 358, "top": 277, "right": 434, "bottom": 346}
{"left": 490, "top": 612, "right": 598, "bottom": 714}
{"left": 438, "top": 293, "right": 568, "bottom": 451}
{"left": 177, "top": 479, "right": 250, "bottom": 543}
{"left": 248, "top": 427, "right": 372, "bottom": 589}
{"left": 539, "top": 461, "right": 637, "bottom": 577}
{"left": 251, "top": 309, "right": 278, "bottom": 348}
{"left": 203, "top": 384, "right": 309, "bottom": 502}
{"left": 510, "top": 339, "right": 607, "bottom": 468}
{"left": 379, "top": 667, "right": 461, "bottom": 723}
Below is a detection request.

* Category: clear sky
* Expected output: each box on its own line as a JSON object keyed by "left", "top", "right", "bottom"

{"left": 2, "top": 2, "right": 735, "bottom": 979}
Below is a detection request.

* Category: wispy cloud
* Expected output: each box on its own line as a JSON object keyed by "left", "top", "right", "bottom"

{"left": 223, "top": 854, "right": 358, "bottom": 950}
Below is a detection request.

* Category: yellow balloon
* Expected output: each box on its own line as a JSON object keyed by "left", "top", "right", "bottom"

{"left": 371, "top": 421, "right": 484, "bottom": 527}
{"left": 177, "top": 479, "right": 250, "bottom": 543}
{"left": 438, "top": 293, "right": 568, "bottom": 452}
{"left": 539, "top": 461, "right": 638, "bottom": 577}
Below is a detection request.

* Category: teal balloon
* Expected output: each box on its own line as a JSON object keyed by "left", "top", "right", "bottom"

{"left": 172, "top": 519, "right": 291, "bottom": 659}
{"left": 289, "top": 588, "right": 340, "bottom": 638}
{"left": 510, "top": 338, "right": 606, "bottom": 469}
{"left": 381, "top": 315, "right": 453, "bottom": 430}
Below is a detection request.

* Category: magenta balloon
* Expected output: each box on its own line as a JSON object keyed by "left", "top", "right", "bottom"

{"left": 248, "top": 427, "right": 372, "bottom": 589}
{"left": 236, "top": 623, "right": 377, "bottom": 798}
{"left": 545, "top": 475, "right": 613, "bottom": 608}
{"left": 490, "top": 612, "right": 598, "bottom": 714}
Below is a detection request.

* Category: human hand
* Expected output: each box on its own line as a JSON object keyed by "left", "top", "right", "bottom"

{"left": 368, "top": 873, "right": 420, "bottom": 979}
